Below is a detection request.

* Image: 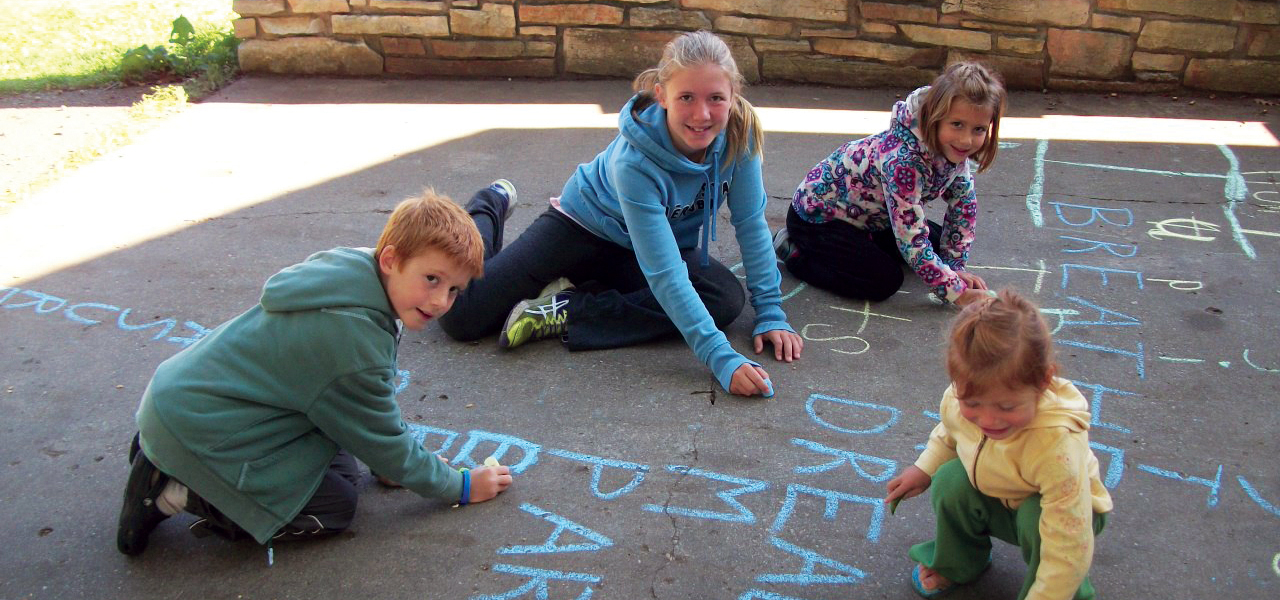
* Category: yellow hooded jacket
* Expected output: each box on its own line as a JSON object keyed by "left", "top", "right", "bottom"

{"left": 914, "top": 377, "right": 1114, "bottom": 600}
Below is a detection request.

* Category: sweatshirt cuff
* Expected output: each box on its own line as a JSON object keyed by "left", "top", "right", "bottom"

{"left": 752, "top": 319, "right": 794, "bottom": 338}
{"left": 712, "top": 354, "right": 756, "bottom": 392}
{"left": 935, "top": 279, "right": 969, "bottom": 305}
{"left": 431, "top": 464, "right": 466, "bottom": 502}
{"left": 914, "top": 446, "right": 955, "bottom": 476}
{"left": 752, "top": 303, "right": 788, "bottom": 329}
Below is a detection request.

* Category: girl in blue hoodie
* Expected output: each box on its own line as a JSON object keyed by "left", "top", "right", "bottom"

{"left": 775, "top": 62, "right": 1006, "bottom": 308}
{"left": 440, "top": 30, "right": 801, "bottom": 397}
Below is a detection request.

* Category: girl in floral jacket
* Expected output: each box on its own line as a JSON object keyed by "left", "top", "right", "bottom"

{"left": 776, "top": 62, "right": 1006, "bottom": 307}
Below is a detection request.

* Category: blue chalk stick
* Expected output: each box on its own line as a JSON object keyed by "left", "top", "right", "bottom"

{"left": 763, "top": 379, "right": 774, "bottom": 398}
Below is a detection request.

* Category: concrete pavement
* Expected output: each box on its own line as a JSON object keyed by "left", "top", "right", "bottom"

{"left": 1, "top": 76, "right": 1278, "bottom": 599}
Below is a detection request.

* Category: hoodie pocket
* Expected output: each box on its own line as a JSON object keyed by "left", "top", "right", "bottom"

{"left": 235, "top": 433, "right": 333, "bottom": 504}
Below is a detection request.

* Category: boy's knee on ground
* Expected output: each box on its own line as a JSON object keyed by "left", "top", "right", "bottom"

{"left": 331, "top": 481, "right": 359, "bottom": 522}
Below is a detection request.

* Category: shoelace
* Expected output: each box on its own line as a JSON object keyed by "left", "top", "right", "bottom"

{"left": 525, "top": 295, "right": 569, "bottom": 336}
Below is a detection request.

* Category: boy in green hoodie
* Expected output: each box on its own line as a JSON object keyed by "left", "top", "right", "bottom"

{"left": 117, "top": 185, "right": 516, "bottom": 556}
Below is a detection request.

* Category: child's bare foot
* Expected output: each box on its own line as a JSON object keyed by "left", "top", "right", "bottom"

{"left": 910, "top": 563, "right": 954, "bottom": 598}
{"left": 917, "top": 565, "right": 951, "bottom": 591}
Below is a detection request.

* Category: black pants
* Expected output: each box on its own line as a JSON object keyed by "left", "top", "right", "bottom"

{"left": 782, "top": 207, "right": 942, "bottom": 302}
{"left": 439, "top": 190, "right": 745, "bottom": 350}
{"left": 184, "top": 450, "right": 361, "bottom": 542}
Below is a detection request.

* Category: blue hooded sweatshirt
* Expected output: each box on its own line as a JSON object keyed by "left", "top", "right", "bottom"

{"left": 557, "top": 95, "right": 793, "bottom": 392}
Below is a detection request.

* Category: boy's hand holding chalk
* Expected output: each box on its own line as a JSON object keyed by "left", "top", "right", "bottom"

{"left": 454, "top": 457, "right": 504, "bottom": 508}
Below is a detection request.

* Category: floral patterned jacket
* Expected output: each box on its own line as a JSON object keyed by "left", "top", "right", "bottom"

{"left": 790, "top": 85, "right": 979, "bottom": 303}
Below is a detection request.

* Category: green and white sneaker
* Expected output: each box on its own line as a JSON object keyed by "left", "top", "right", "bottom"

{"left": 499, "top": 281, "right": 574, "bottom": 349}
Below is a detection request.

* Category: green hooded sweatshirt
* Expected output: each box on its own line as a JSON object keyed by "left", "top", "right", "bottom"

{"left": 136, "top": 247, "right": 463, "bottom": 544}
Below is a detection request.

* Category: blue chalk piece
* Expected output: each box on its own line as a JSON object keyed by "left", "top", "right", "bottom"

{"left": 764, "top": 379, "right": 774, "bottom": 398}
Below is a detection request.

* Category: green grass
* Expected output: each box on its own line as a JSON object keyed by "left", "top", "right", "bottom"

{"left": 0, "top": 0, "right": 239, "bottom": 95}
{"left": 1, "top": 1, "right": 240, "bottom": 204}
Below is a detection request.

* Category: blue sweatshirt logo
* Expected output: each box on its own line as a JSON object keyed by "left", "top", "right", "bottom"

{"left": 668, "top": 187, "right": 705, "bottom": 220}
{"left": 668, "top": 181, "right": 731, "bottom": 221}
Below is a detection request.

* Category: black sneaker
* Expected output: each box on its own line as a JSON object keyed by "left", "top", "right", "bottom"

{"left": 116, "top": 449, "right": 170, "bottom": 555}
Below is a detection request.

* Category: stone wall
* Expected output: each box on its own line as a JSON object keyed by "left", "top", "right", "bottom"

{"left": 232, "top": 0, "right": 1280, "bottom": 94}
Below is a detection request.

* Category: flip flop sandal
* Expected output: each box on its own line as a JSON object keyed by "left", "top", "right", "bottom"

{"left": 910, "top": 554, "right": 993, "bottom": 599}
{"left": 910, "top": 563, "right": 956, "bottom": 598}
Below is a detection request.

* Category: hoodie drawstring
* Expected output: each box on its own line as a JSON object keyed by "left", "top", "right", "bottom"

{"left": 699, "top": 149, "right": 722, "bottom": 267}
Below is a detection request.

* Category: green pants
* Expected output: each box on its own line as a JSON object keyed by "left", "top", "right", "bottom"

{"left": 908, "top": 459, "right": 1108, "bottom": 600}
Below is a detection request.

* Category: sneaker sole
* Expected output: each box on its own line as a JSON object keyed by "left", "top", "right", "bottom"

{"left": 492, "top": 179, "right": 518, "bottom": 220}
{"left": 116, "top": 452, "right": 168, "bottom": 555}
{"left": 499, "top": 298, "right": 536, "bottom": 349}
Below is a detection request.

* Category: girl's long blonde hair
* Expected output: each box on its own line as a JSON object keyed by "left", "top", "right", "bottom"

{"left": 631, "top": 30, "right": 762, "bottom": 164}
{"left": 919, "top": 62, "right": 1007, "bottom": 173}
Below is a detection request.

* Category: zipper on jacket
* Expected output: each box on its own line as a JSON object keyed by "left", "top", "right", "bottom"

{"left": 971, "top": 435, "right": 988, "bottom": 493}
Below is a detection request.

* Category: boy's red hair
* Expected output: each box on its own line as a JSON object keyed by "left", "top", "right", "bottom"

{"left": 375, "top": 188, "right": 484, "bottom": 280}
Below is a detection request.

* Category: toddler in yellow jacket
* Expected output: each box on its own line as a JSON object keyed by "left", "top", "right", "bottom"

{"left": 885, "top": 289, "right": 1113, "bottom": 600}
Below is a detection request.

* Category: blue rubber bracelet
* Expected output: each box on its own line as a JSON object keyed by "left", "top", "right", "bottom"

{"left": 460, "top": 469, "right": 471, "bottom": 505}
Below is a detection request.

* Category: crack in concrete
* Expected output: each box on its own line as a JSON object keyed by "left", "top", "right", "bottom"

{"left": 649, "top": 465, "right": 687, "bottom": 599}
{"left": 690, "top": 379, "right": 716, "bottom": 406}
{"left": 648, "top": 398, "right": 707, "bottom": 599}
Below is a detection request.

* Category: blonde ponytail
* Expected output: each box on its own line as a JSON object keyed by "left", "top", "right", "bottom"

{"left": 726, "top": 94, "right": 763, "bottom": 164}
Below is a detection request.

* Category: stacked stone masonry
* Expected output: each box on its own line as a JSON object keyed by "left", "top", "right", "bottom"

{"left": 232, "top": 0, "right": 1280, "bottom": 94}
